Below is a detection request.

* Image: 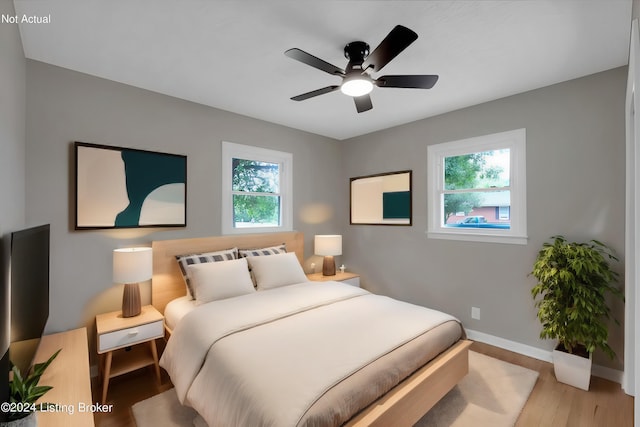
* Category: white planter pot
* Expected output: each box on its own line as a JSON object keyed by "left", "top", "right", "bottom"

{"left": 552, "top": 348, "right": 592, "bottom": 391}
{"left": 0, "top": 412, "right": 37, "bottom": 427}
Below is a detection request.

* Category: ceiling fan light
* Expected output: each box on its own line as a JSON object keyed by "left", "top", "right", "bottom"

{"left": 341, "top": 78, "right": 374, "bottom": 97}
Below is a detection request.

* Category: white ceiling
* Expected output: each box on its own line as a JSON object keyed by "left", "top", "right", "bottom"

{"left": 14, "top": 1, "right": 632, "bottom": 140}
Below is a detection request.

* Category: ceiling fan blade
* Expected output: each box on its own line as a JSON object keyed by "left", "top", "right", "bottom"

{"left": 291, "top": 85, "right": 340, "bottom": 101}
{"left": 354, "top": 94, "right": 373, "bottom": 113}
{"left": 285, "top": 48, "right": 345, "bottom": 76}
{"left": 376, "top": 75, "right": 439, "bottom": 89}
{"left": 362, "top": 25, "right": 418, "bottom": 73}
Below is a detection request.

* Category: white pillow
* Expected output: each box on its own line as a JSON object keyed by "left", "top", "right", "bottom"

{"left": 186, "top": 257, "right": 255, "bottom": 305}
{"left": 247, "top": 252, "right": 307, "bottom": 290}
{"left": 175, "top": 247, "right": 238, "bottom": 299}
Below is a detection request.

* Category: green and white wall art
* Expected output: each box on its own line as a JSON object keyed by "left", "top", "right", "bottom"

{"left": 75, "top": 142, "right": 187, "bottom": 229}
{"left": 350, "top": 170, "right": 412, "bottom": 225}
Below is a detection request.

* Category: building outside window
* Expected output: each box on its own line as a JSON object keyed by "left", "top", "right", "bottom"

{"left": 427, "top": 128, "right": 527, "bottom": 245}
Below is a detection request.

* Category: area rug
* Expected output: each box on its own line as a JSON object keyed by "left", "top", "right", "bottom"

{"left": 132, "top": 351, "right": 538, "bottom": 427}
{"left": 414, "top": 351, "right": 538, "bottom": 426}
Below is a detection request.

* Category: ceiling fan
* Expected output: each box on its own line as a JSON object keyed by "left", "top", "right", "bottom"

{"left": 284, "top": 25, "right": 438, "bottom": 113}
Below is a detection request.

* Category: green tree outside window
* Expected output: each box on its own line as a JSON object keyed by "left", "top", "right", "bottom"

{"left": 232, "top": 159, "right": 281, "bottom": 227}
{"left": 443, "top": 150, "right": 507, "bottom": 221}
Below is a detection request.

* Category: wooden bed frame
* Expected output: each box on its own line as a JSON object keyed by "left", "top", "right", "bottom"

{"left": 151, "top": 231, "right": 471, "bottom": 427}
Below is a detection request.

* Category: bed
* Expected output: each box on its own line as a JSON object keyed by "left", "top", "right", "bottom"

{"left": 152, "top": 231, "right": 471, "bottom": 427}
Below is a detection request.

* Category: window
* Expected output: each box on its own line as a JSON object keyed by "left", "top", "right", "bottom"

{"left": 222, "top": 142, "right": 292, "bottom": 234}
{"left": 427, "top": 128, "right": 527, "bottom": 244}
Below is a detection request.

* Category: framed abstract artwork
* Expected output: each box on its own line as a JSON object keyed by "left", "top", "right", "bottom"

{"left": 75, "top": 142, "right": 187, "bottom": 229}
{"left": 350, "top": 170, "right": 412, "bottom": 225}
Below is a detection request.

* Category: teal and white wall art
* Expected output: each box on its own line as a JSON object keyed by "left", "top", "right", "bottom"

{"left": 350, "top": 170, "right": 412, "bottom": 225}
{"left": 75, "top": 142, "right": 187, "bottom": 229}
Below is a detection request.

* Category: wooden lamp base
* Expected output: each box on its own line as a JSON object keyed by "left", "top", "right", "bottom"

{"left": 322, "top": 255, "right": 336, "bottom": 276}
{"left": 122, "top": 282, "right": 141, "bottom": 317}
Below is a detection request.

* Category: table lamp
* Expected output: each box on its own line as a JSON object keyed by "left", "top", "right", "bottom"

{"left": 314, "top": 235, "right": 342, "bottom": 276}
{"left": 113, "top": 247, "right": 152, "bottom": 318}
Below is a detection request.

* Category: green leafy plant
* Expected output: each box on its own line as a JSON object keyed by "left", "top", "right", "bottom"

{"left": 530, "top": 236, "right": 623, "bottom": 359}
{"left": 7, "top": 349, "right": 61, "bottom": 421}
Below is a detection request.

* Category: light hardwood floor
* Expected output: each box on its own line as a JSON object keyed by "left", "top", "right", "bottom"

{"left": 471, "top": 342, "right": 634, "bottom": 427}
{"left": 91, "top": 341, "right": 633, "bottom": 427}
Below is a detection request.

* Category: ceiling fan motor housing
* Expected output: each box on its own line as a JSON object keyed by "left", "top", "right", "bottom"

{"left": 344, "top": 41, "right": 370, "bottom": 71}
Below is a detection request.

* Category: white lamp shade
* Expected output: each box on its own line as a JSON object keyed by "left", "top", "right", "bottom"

{"left": 113, "top": 247, "right": 152, "bottom": 283}
{"left": 314, "top": 235, "right": 342, "bottom": 256}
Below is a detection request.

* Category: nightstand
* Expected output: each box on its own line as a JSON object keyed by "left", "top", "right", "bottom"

{"left": 306, "top": 271, "right": 360, "bottom": 287}
{"left": 96, "top": 305, "right": 164, "bottom": 403}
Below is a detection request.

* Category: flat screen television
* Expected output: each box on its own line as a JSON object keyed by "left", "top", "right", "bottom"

{"left": 9, "top": 224, "right": 50, "bottom": 377}
{"left": 0, "top": 351, "right": 8, "bottom": 422}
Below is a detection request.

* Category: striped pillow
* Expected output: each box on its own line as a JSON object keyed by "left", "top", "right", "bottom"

{"left": 176, "top": 247, "right": 238, "bottom": 299}
{"left": 238, "top": 244, "right": 287, "bottom": 258}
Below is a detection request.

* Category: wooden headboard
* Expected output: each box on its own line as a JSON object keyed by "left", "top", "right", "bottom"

{"left": 151, "top": 231, "right": 304, "bottom": 314}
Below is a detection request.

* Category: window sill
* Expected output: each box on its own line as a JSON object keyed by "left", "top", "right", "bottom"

{"left": 426, "top": 230, "right": 528, "bottom": 245}
{"left": 223, "top": 225, "right": 292, "bottom": 235}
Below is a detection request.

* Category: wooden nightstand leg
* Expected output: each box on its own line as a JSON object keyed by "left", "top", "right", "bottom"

{"left": 102, "top": 351, "right": 113, "bottom": 404}
{"left": 97, "top": 353, "right": 103, "bottom": 383}
{"left": 150, "top": 339, "right": 161, "bottom": 382}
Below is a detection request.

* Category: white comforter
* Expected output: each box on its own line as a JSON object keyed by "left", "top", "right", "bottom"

{"left": 160, "top": 281, "right": 458, "bottom": 427}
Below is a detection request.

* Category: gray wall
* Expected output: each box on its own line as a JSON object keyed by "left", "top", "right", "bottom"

{"left": 0, "top": 0, "right": 27, "bottom": 356}
{"left": 341, "top": 67, "right": 627, "bottom": 370}
{"left": 25, "top": 61, "right": 343, "bottom": 353}
{"left": 19, "top": 54, "right": 629, "bottom": 371}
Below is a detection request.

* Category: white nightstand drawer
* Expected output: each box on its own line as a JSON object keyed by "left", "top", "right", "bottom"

{"left": 98, "top": 320, "right": 163, "bottom": 353}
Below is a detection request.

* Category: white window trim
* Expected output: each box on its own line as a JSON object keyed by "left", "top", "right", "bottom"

{"left": 221, "top": 141, "right": 293, "bottom": 235}
{"left": 427, "top": 128, "right": 527, "bottom": 245}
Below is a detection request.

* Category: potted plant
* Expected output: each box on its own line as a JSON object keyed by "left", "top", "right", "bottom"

{"left": 530, "top": 236, "right": 623, "bottom": 390}
{"left": 1, "top": 349, "right": 60, "bottom": 427}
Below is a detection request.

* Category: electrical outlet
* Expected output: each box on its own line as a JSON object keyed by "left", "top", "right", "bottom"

{"left": 471, "top": 307, "right": 481, "bottom": 320}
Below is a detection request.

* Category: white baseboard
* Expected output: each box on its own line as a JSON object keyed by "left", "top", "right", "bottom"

{"left": 465, "top": 329, "right": 624, "bottom": 385}
{"left": 592, "top": 364, "right": 625, "bottom": 385}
